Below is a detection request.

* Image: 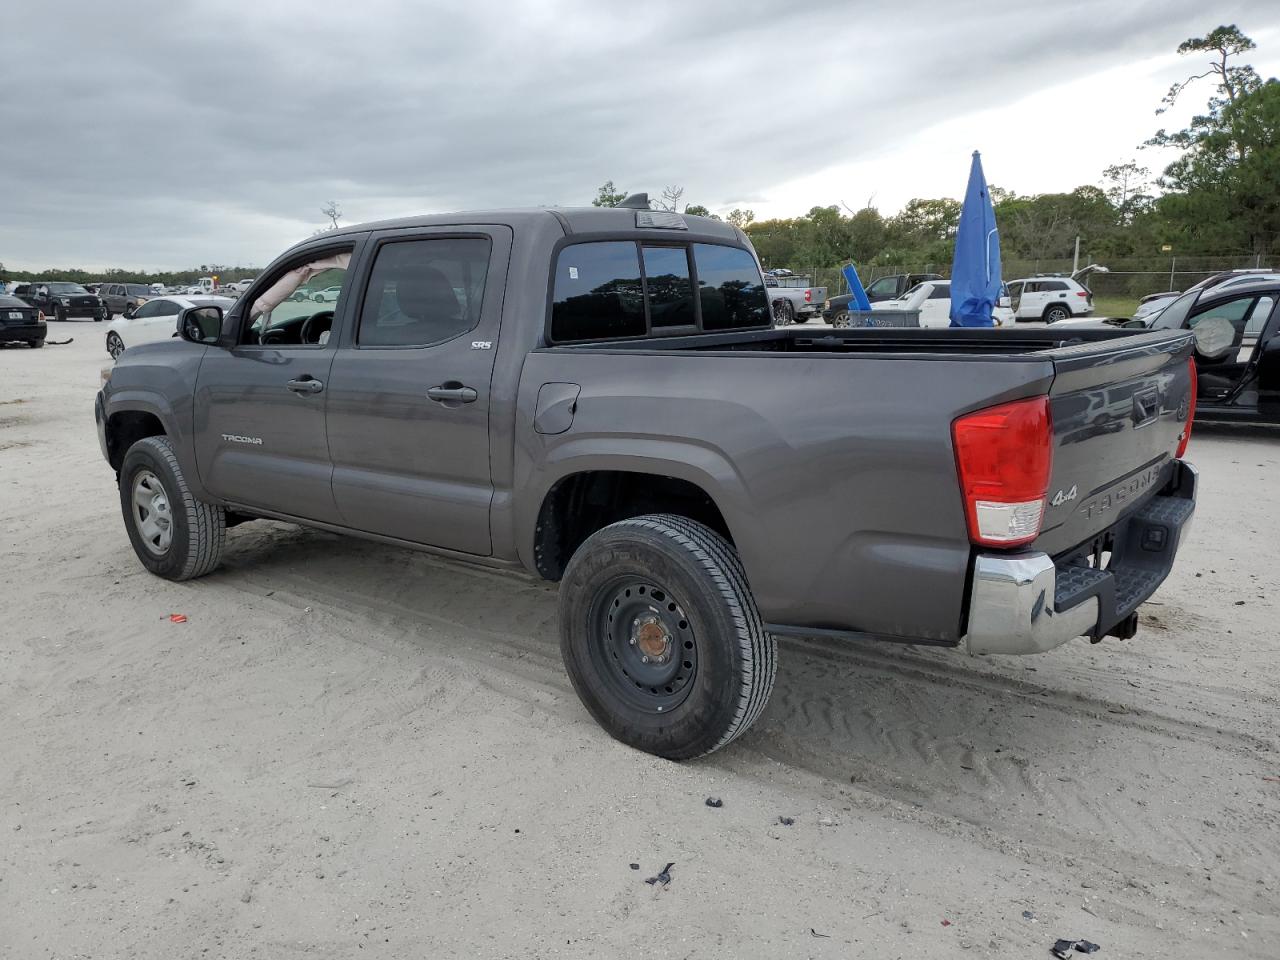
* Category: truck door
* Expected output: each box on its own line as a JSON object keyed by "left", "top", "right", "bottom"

{"left": 325, "top": 226, "right": 512, "bottom": 555}
{"left": 192, "top": 240, "right": 364, "bottom": 523}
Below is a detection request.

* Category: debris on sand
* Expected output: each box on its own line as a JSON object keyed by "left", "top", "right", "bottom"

{"left": 1052, "top": 937, "right": 1101, "bottom": 957}
{"left": 644, "top": 863, "right": 674, "bottom": 887}
{"left": 169, "top": 614, "right": 187, "bottom": 624}
{"left": 705, "top": 797, "right": 723, "bottom": 808}
{"left": 777, "top": 816, "right": 795, "bottom": 826}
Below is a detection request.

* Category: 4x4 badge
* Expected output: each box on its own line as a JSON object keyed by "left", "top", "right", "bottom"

{"left": 1051, "top": 485, "right": 1078, "bottom": 507}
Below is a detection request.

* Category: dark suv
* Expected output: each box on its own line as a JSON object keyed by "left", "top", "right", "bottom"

{"left": 14, "top": 282, "right": 108, "bottom": 322}
{"left": 99, "top": 283, "right": 157, "bottom": 318}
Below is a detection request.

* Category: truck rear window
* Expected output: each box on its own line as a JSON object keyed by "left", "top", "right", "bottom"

{"left": 550, "top": 240, "right": 768, "bottom": 342}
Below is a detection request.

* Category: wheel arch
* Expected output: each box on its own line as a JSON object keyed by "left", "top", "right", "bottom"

{"left": 526, "top": 460, "right": 743, "bottom": 581}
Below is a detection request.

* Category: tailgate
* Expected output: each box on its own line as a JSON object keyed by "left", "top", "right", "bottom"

{"left": 1034, "top": 331, "right": 1195, "bottom": 556}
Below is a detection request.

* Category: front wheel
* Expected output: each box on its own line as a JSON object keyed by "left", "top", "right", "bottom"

{"left": 55, "top": 306, "right": 67, "bottom": 323}
{"left": 119, "top": 436, "right": 225, "bottom": 581}
{"left": 28, "top": 339, "right": 44, "bottom": 349}
{"left": 831, "top": 311, "right": 851, "bottom": 328}
{"left": 558, "top": 514, "right": 777, "bottom": 760}
{"left": 107, "top": 332, "right": 125, "bottom": 359}
{"left": 1044, "top": 304, "right": 1070, "bottom": 324}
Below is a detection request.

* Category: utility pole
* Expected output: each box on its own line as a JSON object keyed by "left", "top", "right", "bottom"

{"left": 1072, "top": 236, "right": 1080, "bottom": 275}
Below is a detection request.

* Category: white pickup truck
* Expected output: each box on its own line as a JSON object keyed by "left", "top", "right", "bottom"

{"left": 764, "top": 271, "right": 827, "bottom": 324}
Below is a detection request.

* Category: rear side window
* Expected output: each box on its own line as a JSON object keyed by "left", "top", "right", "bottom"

{"left": 642, "top": 245, "right": 695, "bottom": 328}
{"left": 359, "top": 237, "right": 491, "bottom": 347}
{"left": 928, "top": 284, "right": 950, "bottom": 300}
{"left": 551, "top": 241, "right": 646, "bottom": 342}
{"left": 550, "top": 240, "right": 768, "bottom": 341}
{"left": 1043, "top": 280, "right": 1069, "bottom": 291}
{"left": 693, "top": 243, "right": 769, "bottom": 330}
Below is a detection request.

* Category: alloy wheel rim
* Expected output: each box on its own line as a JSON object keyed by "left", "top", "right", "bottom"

{"left": 132, "top": 470, "right": 173, "bottom": 555}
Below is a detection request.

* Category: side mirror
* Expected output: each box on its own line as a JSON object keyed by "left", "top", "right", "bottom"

{"left": 178, "top": 305, "right": 224, "bottom": 345}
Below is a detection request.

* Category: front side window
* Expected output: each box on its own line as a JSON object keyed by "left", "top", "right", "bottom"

{"left": 245, "top": 249, "right": 353, "bottom": 346}
{"left": 130, "top": 300, "right": 165, "bottom": 319}
{"left": 358, "top": 237, "right": 491, "bottom": 347}
{"left": 642, "top": 245, "right": 694, "bottom": 328}
{"left": 867, "top": 277, "right": 898, "bottom": 296}
{"left": 551, "top": 241, "right": 645, "bottom": 341}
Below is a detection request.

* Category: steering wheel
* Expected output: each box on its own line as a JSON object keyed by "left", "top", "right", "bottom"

{"left": 301, "top": 311, "right": 335, "bottom": 345}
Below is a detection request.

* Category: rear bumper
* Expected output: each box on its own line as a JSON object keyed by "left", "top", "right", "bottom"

{"left": 0, "top": 321, "right": 45, "bottom": 342}
{"left": 963, "top": 460, "right": 1197, "bottom": 655}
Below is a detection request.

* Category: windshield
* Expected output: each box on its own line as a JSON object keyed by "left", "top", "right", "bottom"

{"left": 47, "top": 282, "right": 89, "bottom": 294}
{"left": 1150, "top": 289, "right": 1199, "bottom": 330}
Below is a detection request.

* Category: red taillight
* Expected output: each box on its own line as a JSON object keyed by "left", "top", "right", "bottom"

{"left": 952, "top": 396, "right": 1053, "bottom": 547}
{"left": 1076, "top": 291, "right": 1088, "bottom": 297}
{"left": 804, "top": 289, "right": 812, "bottom": 303}
{"left": 1177, "top": 358, "right": 1196, "bottom": 459}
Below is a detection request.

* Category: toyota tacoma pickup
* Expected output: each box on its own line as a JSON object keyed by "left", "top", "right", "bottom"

{"left": 96, "top": 201, "right": 1199, "bottom": 760}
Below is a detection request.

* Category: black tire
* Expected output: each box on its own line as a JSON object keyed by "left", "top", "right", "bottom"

{"left": 107, "top": 332, "right": 125, "bottom": 359}
{"left": 831, "top": 311, "right": 850, "bottom": 328}
{"left": 1044, "top": 304, "right": 1070, "bottom": 324}
{"left": 55, "top": 306, "right": 67, "bottom": 323}
{"left": 119, "top": 436, "right": 225, "bottom": 581}
{"left": 773, "top": 299, "right": 795, "bottom": 325}
{"left": 558, "top": 514, "right": 776, "bottom": 760}
{"left": 29, "top": 339, "right": 44, "bottom": 349}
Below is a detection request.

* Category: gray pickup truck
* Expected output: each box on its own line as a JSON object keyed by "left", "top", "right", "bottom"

{"left": 96, "top": 204, "right": 1199, "bottom": 760}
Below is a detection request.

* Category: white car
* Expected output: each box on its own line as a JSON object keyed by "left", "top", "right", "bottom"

{"left": 311, "top": 285, "right": 342, "bottom": 303}
{"left": 869, "top": 280, "right": 1014, "bottom": 328}
{"left": 1006, "top": 276, "right": 1093, "bottom": 323}
{"left": 105, "top": 295, "right": 235, "bottom": 359}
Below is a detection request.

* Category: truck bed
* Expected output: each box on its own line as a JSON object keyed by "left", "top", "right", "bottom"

{"left": 560, "top": 325, "right": 1158, "bottom": 357}
{"left": 527, "top": 324, "right": 1196, "bottom": 642}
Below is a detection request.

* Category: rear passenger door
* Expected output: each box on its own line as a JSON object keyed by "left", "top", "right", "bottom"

{"left": 325, "top": 226, "right": 512, "bottom": 555}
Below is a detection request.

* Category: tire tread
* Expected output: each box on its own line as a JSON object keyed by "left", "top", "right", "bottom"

{"left": 593, "top": 514, "right": 776, "bottom": 756}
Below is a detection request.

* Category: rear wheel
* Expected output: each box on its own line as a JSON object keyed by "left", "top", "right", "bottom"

{"left": 119, "top": 436, "right": 225, "bottom": 581}
{"left": 773, "top": 299, "right": 795, "bottom": 325}
{"left": 1044, "top": 304, "right": 1070, "bottom": 324}
{"left": 559, "top": 514, "right": 776, "bottom": 760}
{"left": 107, "top": 332, "right": 125, "bottom": 359}
{"left": 28, "top": 339, "right": 44, "bottom": 349}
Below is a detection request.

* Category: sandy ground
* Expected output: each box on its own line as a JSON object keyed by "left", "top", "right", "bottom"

{"left": 1, "top": 327, "right": 1278, "bottom": 960}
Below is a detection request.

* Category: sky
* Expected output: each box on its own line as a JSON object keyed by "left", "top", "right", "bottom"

{"left": 2, "top": 0, "right": 1278, "bottom": 272}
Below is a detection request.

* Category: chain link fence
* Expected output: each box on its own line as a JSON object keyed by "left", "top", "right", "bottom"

{"left": 790, "top": 254, "right": 1276, "bottom": 301}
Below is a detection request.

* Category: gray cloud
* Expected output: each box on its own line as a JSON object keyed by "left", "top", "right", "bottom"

{"left": 0, "top": 0, "right": 1272, "bottom": 269}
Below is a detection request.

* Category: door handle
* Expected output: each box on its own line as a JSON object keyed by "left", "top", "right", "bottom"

{"left": 427, "top": 382, "right": 478, "bottom": 404}
{"left": 286, "top": 377, "right": 324, "bottom": 394}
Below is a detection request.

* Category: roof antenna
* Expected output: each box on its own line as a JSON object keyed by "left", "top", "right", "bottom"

{"left": 618, "top": 193, "right": 650, "bottom": 210}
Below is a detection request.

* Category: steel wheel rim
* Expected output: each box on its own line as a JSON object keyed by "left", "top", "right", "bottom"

{"left": 590, "top": 578, "right": 698, "bottom": 713}
{"left": 131, "top": 469, "right": 173, "bottom": 555}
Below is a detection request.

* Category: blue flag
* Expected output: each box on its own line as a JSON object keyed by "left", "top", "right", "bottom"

{"left": 949, "top": 151, "right": 1002, "bottom": 328}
